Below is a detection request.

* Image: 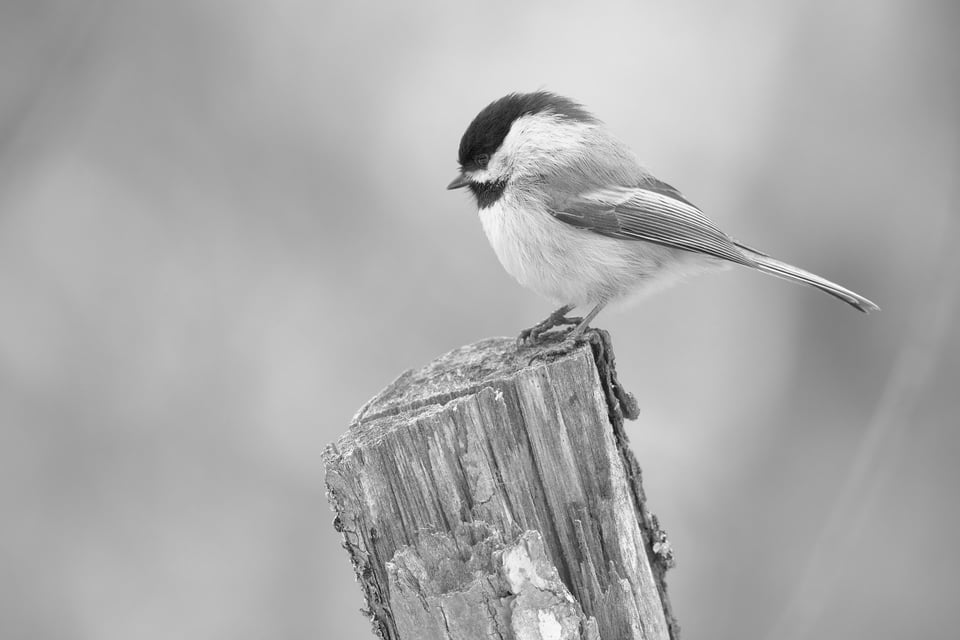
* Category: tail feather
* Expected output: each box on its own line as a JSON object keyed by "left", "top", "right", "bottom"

{"left": 737, "top": 245, "right": 880, "bottom": 313}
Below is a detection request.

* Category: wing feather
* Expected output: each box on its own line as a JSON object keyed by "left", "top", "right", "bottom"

{"left": 550, "top": 184, "right": 754, "bottom": 267}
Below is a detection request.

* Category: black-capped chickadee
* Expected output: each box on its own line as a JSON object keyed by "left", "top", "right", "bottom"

{"left": 447, "top": 91, "right": 878, "bottom": 342}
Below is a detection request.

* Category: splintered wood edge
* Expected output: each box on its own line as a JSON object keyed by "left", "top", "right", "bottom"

{"left": 348, "top": 330, "right": 638, "bottom": 426}
{"left": 351, "top": 337, "right": 550, "bottom": 425}
{"left": 323, "top": 328, "right": 679, "bottom": 640}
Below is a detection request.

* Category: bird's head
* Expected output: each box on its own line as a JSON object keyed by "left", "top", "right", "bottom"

{"left": 447, "top": 91, "right": 598, "bottom": 207}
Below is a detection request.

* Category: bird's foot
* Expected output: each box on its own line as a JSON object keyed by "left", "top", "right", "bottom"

{"left": 526, "top": 322, "right": 596, "bottom": 365}
{"left": 517, "top": 305, "right": 579, "bottom": 346}
{"left": 517, "top": 316, "right": 582, "bottom": 345}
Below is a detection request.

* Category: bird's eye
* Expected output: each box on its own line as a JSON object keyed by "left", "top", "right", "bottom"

{"left": 475, "top": 153, "right": 489, "bottom": 169}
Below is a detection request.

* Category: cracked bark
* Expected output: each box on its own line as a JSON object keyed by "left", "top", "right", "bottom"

{"left": 324, "top": 329, "right": 679, "bottom": 639}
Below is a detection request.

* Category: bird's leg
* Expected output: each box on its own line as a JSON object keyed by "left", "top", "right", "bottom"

{"left": 517, "top": 304, "right": 577, "bottom": 345}
{"left": 564, "top": 302, "right": 606, "bottom": 341}
{"left": 525, "top": 302, "right": 608, "bottom": 364}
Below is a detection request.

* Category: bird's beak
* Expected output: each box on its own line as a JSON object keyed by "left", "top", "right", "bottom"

{"left": 447, "top": 173, "right": 471, "bottom": 190}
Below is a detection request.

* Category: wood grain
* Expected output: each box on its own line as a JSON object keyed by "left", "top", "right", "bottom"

{"left": 324, "top": 330, "right": 677, "bottom": 639}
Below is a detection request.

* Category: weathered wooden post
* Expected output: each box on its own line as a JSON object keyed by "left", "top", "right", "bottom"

{"left": 324, "top": 330, "right": 679, "bottom": 639}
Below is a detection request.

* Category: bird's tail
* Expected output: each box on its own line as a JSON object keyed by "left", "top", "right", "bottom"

{"left": 736, "top": 244, "right": 879, "bottom": 313}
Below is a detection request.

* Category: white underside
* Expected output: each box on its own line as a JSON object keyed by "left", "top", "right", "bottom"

{"left": 479, "top": 194, "right": 720, "bottom": 308}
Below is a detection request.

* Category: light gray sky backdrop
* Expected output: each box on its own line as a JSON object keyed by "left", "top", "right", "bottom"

{"left": 1, "top": 1, "right": 957, "bottom": 638}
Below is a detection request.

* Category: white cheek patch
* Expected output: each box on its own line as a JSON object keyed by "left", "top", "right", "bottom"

{"left": 474, "top": 113, "right": 594, "bottom": 186}
{"left": 468, "top": 168, "right": 494, "bottom": 183}
{"left": 499, "top": 113, "right": 594, "bottom": 178}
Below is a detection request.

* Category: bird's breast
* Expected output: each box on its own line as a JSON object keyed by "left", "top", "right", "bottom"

{"left": 477, "top": 194, "right": 714, "bottom": 307}
{"left": 478, "top": 196, "right": 624, "bottom": 305}
{"left": 478, "top": 197, "right": 558, "bottom": 296}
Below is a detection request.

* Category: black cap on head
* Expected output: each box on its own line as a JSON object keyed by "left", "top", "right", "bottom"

{"left": 456, "top": 91, "right": 595, "bottom": 171}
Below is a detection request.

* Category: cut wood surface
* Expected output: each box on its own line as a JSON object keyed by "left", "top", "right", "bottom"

{"left": 324, "top": 330, "right": 678, "bottom": 640}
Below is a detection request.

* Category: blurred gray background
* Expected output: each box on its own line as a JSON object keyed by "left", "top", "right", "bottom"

{"left": 1, "top": 0, "right": 957, "bottom": 638}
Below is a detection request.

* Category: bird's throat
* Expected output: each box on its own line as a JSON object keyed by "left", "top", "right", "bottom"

{"left": 470, "top": 179, "right": 508, "bottom": 209}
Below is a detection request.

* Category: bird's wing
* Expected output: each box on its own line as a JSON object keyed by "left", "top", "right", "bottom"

{"left": 548, "top": 181, "right": 754, "bottom": 267}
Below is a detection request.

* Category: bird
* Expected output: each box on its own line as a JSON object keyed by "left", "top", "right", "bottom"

{"left": 446, "top": 91, "right": 878, "bottom": 344}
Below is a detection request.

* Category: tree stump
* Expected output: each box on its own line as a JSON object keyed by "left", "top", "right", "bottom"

{"left": 324, "top": 330, "right": 678, "bottom": 639}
